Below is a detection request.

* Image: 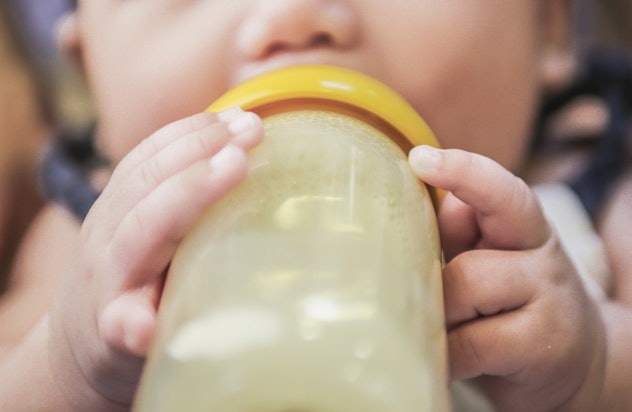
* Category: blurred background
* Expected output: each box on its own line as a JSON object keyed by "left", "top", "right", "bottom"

{"left": 3, "top": 0, "right": 91, "bottom": 130}
{"left": 0, "top": 0, "right": 91, "bottom": 290}
{"left": 594, "top": 0, "right": 632, "bottom": 52}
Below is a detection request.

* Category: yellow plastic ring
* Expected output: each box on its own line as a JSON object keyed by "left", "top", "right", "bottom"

{"left": 207, "top": 64, "right": 439, "bottom": 149}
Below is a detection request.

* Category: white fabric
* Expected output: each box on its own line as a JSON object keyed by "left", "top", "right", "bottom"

{"left": 533, "top": 183, "right": 610, "bottom": 299}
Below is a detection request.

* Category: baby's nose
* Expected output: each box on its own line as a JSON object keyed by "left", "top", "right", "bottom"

{"left": 236, "top": 0, "right": 359, "bottom": 60}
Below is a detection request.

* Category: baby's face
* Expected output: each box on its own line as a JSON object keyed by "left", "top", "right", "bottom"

{"left": 76, "top": 0, "right": 546, "bottom": 170}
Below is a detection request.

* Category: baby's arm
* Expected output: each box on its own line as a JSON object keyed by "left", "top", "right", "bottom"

{"left": 0, "top": 108, "right": 264, "bottom": 411}
{"left": 409, "top": 146, "right": 606, "bottom": 411}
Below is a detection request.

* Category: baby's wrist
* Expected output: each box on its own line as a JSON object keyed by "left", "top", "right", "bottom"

{"left": 47, "top": 313, "right": 131, "bottom": 412}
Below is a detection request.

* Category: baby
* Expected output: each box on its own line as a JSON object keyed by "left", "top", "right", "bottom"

{"left": 1, "top": 1, "right": 631, "bottom": 411}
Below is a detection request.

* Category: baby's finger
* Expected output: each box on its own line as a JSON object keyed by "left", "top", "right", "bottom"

{"left": 99, "top": 277, "right": 163, "bottom": 356}
{"left": 409, "top": 146, "right": 549, "bottom": 250}
{"left": 113, "top": 108, "right": 252, "bottom": 179}
{"left": 447, "top": 310, "right": 535, "bottom": 380}
{"left": 96, "top": 110, "right": 262, "bottom": 229}
{"left": 435, "top": 192, "right": 479, "bottom": 261}
{"left": 443, "top": 249, "right": 535, "bottom": 329}
{"left": 138, "top": 111, "right": 262, "bottom": 186}
{"left": 108, "top": 145, "right": 249, "bottom": 287}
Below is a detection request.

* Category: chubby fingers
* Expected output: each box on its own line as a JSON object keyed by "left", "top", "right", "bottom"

{"left": 94, "top": 109, "right": 263, "bottom": 286}
{"left": 84, "top": 109, "right": 263, "bottom": 361}
{"left": 113, "top": 108, "right": 259, "bottom": 179}
{"left": 99, "top": 276, "right": 163, "bottom": 356}
{"left": 443, "top": 250, "right": 534, "bottom": 380}
{"left": 110, "top": 145, "right": 251, "bottom": 284}
{"left": 95, "top": 147, "right": 250, "bottom": 357}
{"left": 97, "top": 145, "right": 253, "bottom": 357}
{"left": 447, "top": 306, "right": 535, "bottom": 380}
{"left": 409, "top": 146, "right": 550, "bottom": 251}
{"left": 443, "top": 249, "right": 534, "bottom": 330}
{"left": 100, "top": 109, "right": 262, "bottom": 223}
{"left": 442, "top": 232, "right": 592, "bottom": 384}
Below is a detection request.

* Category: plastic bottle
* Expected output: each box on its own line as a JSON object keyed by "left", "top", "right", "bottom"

{"left": 133, "top": 65, "right": 450, "bottom": 412}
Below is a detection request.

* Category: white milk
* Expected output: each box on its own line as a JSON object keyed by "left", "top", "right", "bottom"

{"left": 133, "top": 111, "right": 450, "bottom": 411}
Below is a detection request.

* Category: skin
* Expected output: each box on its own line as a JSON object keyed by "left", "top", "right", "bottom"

{"left": 1, "top": 0, "right": 630, "bottom": 410}
{"left": 78, "top": 0, "right": 538, "bottom": 169}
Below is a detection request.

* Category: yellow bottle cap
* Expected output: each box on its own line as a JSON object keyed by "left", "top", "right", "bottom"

{"left": 207, "top": 65, "right": 443, "bottom": 204}
{"left": 207, "top": 65, "right": 439, "bottom": 150}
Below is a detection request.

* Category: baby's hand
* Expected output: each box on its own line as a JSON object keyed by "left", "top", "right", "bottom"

{"left": 409, "top": 146, "right": 606, "bottom": 411}
{"left": 48, "top": 109, "right": 264, "bottom": 411}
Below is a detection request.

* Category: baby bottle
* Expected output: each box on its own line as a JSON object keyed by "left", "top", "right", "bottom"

{"left": 133, "top": 65, "right": 450, "bottom": 412}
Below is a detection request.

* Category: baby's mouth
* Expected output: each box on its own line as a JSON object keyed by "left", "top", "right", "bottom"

{"left": 231, "top": 52, "right": 364, "bottom": 90}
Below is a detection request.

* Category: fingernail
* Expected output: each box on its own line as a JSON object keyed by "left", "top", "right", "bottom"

{"left": 216, "top": 107, "right": 262, "bottom": 135}
{"left": 227, "top": 112, "right": 261, "bottom": 135}
{"left": 409, "top": 145, "right": 442, "bottom": 174}
{"left": 216, "top": 107, "right": 244, "bottom": 122}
